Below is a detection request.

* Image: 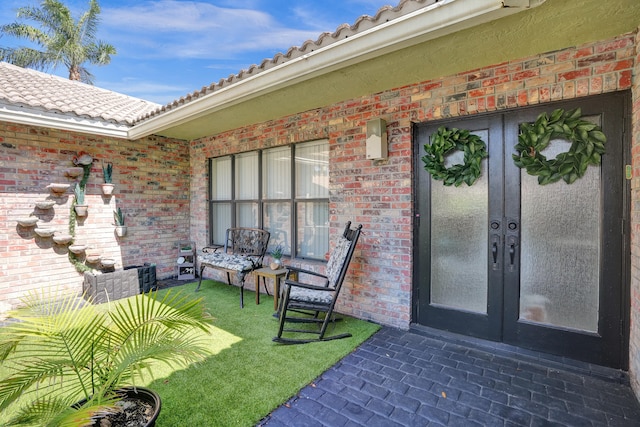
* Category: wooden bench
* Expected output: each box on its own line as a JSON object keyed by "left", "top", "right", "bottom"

{"left": 195, "top": 228, "right": 270, "bottom": 307}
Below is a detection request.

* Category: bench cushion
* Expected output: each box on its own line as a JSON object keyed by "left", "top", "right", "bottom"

{"left": 200, "top": 252, "right": 260, "bottom": 281}
{"left": 290, "top": 287, "right": 333, "bottom": 305}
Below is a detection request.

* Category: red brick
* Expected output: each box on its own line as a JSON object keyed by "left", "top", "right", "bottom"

{"left": 558, "top": 69, "right": 591, "bottom": 81}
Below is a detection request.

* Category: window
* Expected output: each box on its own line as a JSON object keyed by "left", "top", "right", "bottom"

{"left": 209, "top": 140, "right": 329, "bottom": 260}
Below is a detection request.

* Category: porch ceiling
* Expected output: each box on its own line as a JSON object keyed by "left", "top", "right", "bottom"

{"left": 130, "top": 0, "right": 640, "bottom": 141}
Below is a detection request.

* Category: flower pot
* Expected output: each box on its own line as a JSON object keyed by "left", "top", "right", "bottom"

{"left": 52, "top": 234, "right": 73, "bottom": 245}
{"left": 17, "top": 217, "right": 39, "bottom": 227}
{"left": 72, "top": 152, "right": 93, "bottom": 166}
{"left": 46, "top": 183, "right": 70, "bottom": 194}
{"left": 74, "top": 205, "right": 89, "bottom": 217}
{"left": 101, "top": 183, "right": 115, "bottom": 196}
{"left": 270, "top": 259, "right": 283, "bottom": 270}
{"left": 85, "top": 255, "right": 101, "bottom": 263}
{"left": 65, "top": 167, "right": 84, "bottom": 179}
{"left": 73, "top": 386, "right": 161, "bottom": 427}
{"left": 116, "top": 225, "right": 128, "bottom": 237}
{"left": 101, "top": 258, "right": 116, "bottom": 268}
{"left": 34, "top": 227, "right": 56, "bottom": 237}
{"left": 35, "top": 200, "right": 56, "bottom": 209}
{"left": 68, "top": 244, "right": 87, "bottom": 254}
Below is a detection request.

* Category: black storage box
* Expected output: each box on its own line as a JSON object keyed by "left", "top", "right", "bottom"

{"left": 125, "top": 264, "right": 157, "bottom": 293}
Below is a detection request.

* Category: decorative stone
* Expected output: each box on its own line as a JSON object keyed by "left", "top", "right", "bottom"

{"left": 34, "top": 227, "right": 56, "bottom": 237}
{"left": 47, "top": 183, "right": 71, "bottom": 194}
{"left": 35, "top": 200, "right": 56, "bottom": 209}
{"left": 17, "top": 217, "right": 39, "bottom": 227}
{"left": 270, "top": 260, "right": 283, "bottom": 270}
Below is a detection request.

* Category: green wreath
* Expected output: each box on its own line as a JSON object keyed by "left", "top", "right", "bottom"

{"left": 513, "top": 108, "right": 606, "bottom": 185}
{"left": 421, "top": 126, "right": 488, "bottom": 187}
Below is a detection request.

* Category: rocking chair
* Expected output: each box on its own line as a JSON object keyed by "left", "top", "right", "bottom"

{"left": 273, "top": 222, "right": 362, "bottom": 344}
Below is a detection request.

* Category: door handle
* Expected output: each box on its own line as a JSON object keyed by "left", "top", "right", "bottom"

{"left": 506, "top": 235, "right": 518, "bottom": 271}
{"left": 509, "top": 243, "right": 515, "bottom": 265}
{"left": 490, "top": 234, "right": 500, "bottom": 270}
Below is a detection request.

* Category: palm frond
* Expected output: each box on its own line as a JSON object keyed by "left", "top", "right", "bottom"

{"left": 0, "top": 23, "right": 50, "bottom": 45}
{"left": 0, "top": 289, "right": 213, "bottom": 425}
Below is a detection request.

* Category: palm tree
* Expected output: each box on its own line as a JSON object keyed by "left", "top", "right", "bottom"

{"left": 0, "top": 0, "right": 116, "bottom": 84}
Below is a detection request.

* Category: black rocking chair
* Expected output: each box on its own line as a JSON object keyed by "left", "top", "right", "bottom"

{"left": 273, "top": 222, "right": 362, "bottom": 344}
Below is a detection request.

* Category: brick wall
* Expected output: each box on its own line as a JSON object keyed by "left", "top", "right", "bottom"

{"left": 0, "top": 123, "right": 190, "bottom": 315}
{"left": 191, "top": 33, "right": 636, "bottom": 333}
{"left": 630, "top": 29, "right": 640, "bottom": 398}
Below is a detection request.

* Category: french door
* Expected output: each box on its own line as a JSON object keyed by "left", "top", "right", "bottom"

{"left": 413, "top": 93, "right": 629, "bottom": 368}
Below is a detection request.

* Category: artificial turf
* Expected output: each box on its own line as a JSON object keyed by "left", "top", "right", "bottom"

{"left": 141, "top": 280, "right": 380, "bottom": 426}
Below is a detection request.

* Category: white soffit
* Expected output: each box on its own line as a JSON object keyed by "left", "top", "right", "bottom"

{"left": 129, "top": 0, "right": 546, "bottom": 140}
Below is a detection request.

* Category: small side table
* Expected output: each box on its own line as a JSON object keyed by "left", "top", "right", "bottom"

{"left": 254, "top": 267, "right": 288, "bottom": 310}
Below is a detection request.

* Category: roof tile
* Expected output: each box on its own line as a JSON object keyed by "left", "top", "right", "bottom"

{"left": 0, "top": 62, "right": 160, "bottom": 125}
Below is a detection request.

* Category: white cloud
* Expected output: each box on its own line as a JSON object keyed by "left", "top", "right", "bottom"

{"left": 100, "top": 1, "right": 320, "bottom": 61}
{"left": 101, "top": 78, "right": 190, "bottom": 104}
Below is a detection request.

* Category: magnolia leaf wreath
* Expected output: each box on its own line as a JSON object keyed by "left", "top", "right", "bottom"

{"left": 421, "top": 126, "right": 488, "bottom": 186}
{"left": 513, "top": 108, "right": 606, "bottom": 185}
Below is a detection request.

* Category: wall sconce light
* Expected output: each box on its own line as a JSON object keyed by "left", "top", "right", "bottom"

{"left": 366, "top": 118, "right": 388, "bottom": 160}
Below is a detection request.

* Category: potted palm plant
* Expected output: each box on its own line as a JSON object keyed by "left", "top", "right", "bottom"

{"left": 114, "top": 207, "right": 127, "bottom": 237}
{"left": 0, "top": 289, "right": 213, "bottom": 427}
{"left": 102, "top": 162, "right": 115, "bottom": 195}
{"left": 74, "top": 183, "right": 88, "bottom": 217}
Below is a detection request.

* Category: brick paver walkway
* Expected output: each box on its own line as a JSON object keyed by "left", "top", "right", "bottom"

{"left": 260, "top": 327, "right": 640, "bottom": 426}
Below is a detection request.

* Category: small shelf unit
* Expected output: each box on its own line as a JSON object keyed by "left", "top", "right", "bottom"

{"left": 177, "top": 240, "right": 196, "bottom": 280}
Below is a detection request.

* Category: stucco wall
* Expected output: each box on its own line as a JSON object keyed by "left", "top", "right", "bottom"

{"left": 191, "top": 32, "right": 638, "bottom": 385}
{"left": 0, "top": 123, "right": 190, "bottom": 315}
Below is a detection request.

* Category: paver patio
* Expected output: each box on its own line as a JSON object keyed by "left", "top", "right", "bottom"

{"left": 260, "top": 326, "right": 640, "bottom": 426}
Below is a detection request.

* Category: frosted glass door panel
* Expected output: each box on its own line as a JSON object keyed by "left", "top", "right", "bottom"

{"left": 430, "top": 131, "right": 489, "bottom": 313}
{"left": 519, "top": 135, "right": 600, "bottom": 332}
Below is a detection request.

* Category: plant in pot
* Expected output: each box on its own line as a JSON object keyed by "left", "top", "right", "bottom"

{"left": 114, "top": 207, "right": 127, "bottom": 237}
{"left": 74, "top": 183, "right": 88, "bottom": 217}
{"left": 0, "top": 289, "right": 213, "bottom": 427}
{"left": 102, "top": 162, "right": 115, "bottom": 195}
{"left": 269, "top": 243, "right": 284, "bottom": 270}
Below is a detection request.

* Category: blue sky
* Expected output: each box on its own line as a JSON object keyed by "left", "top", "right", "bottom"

{"left": 0, "top": 0, "right": 393, "bottom": 105}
